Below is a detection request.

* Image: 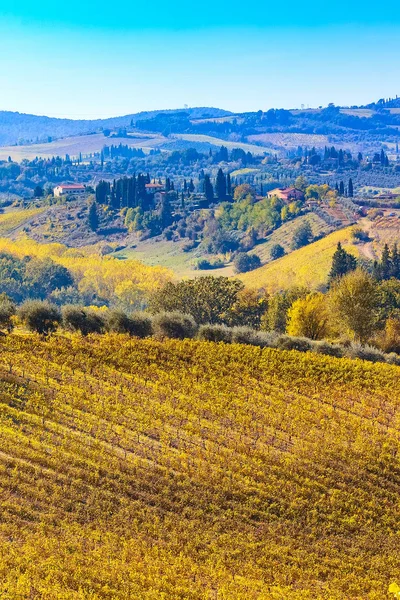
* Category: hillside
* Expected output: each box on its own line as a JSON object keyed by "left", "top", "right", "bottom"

{"left": 0, "top": 108, "right": 231, "bottom": 146}
{"left": 0, "top": 334, "right": 399, "bottom": 599}
{"left": 239, "top": 227, "right": 360, "bottom": 292}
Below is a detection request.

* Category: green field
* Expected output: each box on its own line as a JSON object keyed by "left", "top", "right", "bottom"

{"left": 172, "top": 134, "right": 269, "bottom": 155}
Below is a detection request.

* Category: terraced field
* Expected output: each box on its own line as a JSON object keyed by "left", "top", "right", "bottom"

{"left": 0, "top": 334, "right": 399, "bottom": 599}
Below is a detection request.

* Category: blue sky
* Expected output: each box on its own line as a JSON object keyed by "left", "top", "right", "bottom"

{"left": 1, "top": 1, "right": 400, "bottom": 118}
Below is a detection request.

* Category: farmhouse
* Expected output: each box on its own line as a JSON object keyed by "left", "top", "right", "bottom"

{"left": 267, "top": 187, "right": 305, "bottom": 203}
{"left": 54, "top": 184, "right": 86, "bottom": 198}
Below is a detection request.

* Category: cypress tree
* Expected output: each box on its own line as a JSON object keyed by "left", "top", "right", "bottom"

{"left": 391, "top": 244, "right": 400, "bottom": 279}
{"left": 348, "top": 178, "right": 353, "bottom": 198}
{"left": 88, "top": 202, "right": 99, "bottom": 232}
{"left": 329, "top": 242, "right": 357, "bottom": 281}
{"left": 203, "top": 175, "right": 214, "bottom": 207}
{"left": 227, "top": 173, "right": 232, "bottom": 196}
{"left": 339, "top": 181, "right": 345, "bottom": 196}
{"left": 215, "top": 168, "right": 227, "bottom": 201}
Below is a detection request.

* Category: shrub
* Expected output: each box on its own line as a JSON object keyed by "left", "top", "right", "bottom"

{"left": 0, "top": 296, "right": 16, "bottom": 334}
{"left": 233, "top": 253, "right": 261, "bottom": 274}
{"left": 291, "top": 221, "right": 313, "bottom": 250}
{"left": 312, "top": 340, "right": 344, "bottom": 358}
{"left": 107, "top": 310, "right": 153, "bottom": 338}
{"left": 128, "top": 313, "right": 153, "bottom": 338}
{"left": 230, "top": 326, "right": 263, "bottom": 346}
{"left": 62, "top": 305, "right": 105, "bottom": 335}
{"left": 277, "top": 335, "right": 313, "bottom": 353}
{"left": 254, "top": 331, "right": 280, "bottom": 348}
{"left": 385, "top": 352, "right": 400, "bottom": 366}
{"left": 270, "top": 244, "right": 285, "bottom": 260}
{"left": 152, "top": 312, "right": 198, "bottom": 340}
{"left": 198, "top": 324, "right": 233, "bottom": 343}
{"left": 345, "top": 343, "right": 386, "bottom": 363}
{"left": 195, "top": 258, "right": 225, "bottom": 270}
{"left": 18, "top": 300, "right": 61, "bottom": 336}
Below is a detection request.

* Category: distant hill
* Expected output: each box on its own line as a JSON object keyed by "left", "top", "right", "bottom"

{"left": 0, "top": 107, "right": 232, "bottom": 146}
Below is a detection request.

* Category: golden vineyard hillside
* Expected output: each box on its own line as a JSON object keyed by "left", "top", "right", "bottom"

{"left": 0, "top": 333, "right": 400, "bottom": 599}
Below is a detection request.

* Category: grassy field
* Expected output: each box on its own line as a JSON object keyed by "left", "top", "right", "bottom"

{"left": 0, "top": 133, "right": 166, "bottom": 161}
{"left": 115, "top": 238, "right": 234, "bottom": 278}
{"left": 0, "top": 208, "right": 45, "bottom": 235}
{"left": 240, "top": 226, "right": 359, "bottom": 292}
{"left": 0, "top": 333, "right": 399, "bottom": 599}
{"left": 340, "top": 108, "right": 375, "bottom": 118}
{"left": 249, "top": 213, "right": 332, "bottom": 263}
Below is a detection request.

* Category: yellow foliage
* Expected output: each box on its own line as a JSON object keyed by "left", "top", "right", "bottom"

{"left": 0, "top": 333, "right": 399, "bottom": 599}
{"left": 239, "top": 227, "right": 360, "bottom": 293}
{"left": 0, "top": 237, "right": 172, "bottom": 308}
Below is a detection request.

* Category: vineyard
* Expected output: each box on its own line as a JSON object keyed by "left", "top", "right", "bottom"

{"left": 0, "top": 333, "right": 399, "bottom": 598}
{"left": 240, "top": 227, "right": 360, "bottom": 292}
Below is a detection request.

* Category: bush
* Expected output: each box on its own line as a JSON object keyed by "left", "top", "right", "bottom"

{"left": 385, "top": 352, "right": 400, "bottom": 366}
{"left": 255, "top": 331, "right": 280, "bottom": 348}
{"left": 127, "top": 313, "right": 153, "bottom": 338}
{"left": 18, "top": 300, "right": 61, "bottom": 336}
{"left": 152, "top": 312, "right": 198, "bottom": 340}
{"left": 270, "top": 244, "right": 285, "bottom": 260}
{"left": 62, "top": 305, "right": 105, "bottom": 336}
{"left": 233, "top": 253, "right": 261, "bottom": 274}
{"left": 277, "top": 335, "right": 313, "bottom": 353}
{"left": 107, "top": 310, "right": 153, "bottom": 338}
{"left": 195, "top": 258, "right": 225, "bottom": 270}
{"left": 345, "top": 343, "right": 386, "bottom": 363}
{"left": 291, "top": 222, "right": 313, "bottom": 250}
{"left": 198, "top": 324, "right": 233, "bottom": 343}
{"left": 230, "top": 326, "right": 263, "bottom": 346}
{"left": 312, "top": 340, "right": 344, "bottom": 358}
{"left": 0, "top": 296, "right": 16, "bottom": 333}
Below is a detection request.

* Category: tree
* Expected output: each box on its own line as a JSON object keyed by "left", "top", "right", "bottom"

{"left": 270, "top": 244, "right": 285, "bottom": 260}
{"left": 88, "top": 201, "right": 99, "bottom": 231}
{"left": 294, "top": 176, "right": 308, "bottom": 191}
{"left": 25, "top": 258, "right": 74, "bottom": 300}
{"left": 233, "top": 184, "right": 255, "bottom": 202}
{"left": 0, "top": 295, "right": 16, "bottom": 334}
{"left": 215, "top": 169, "right": 227, "bottom": 201}
{"left": 18, "top": 301, "right": 62, "bottom": 336}
{"left": 224, "top": 288, "right": 268, "bottom": 329}
{"left": 233, "top": 253, "right": 261, "bottom": 274}
{"left": 149, "top": 276, "right": 244, "bottom": 325}
{"left": 329, "top": 269, "right": 379, "bottom": 342}
{"left": 62, "top": 305, "right": 105, "bottom": 336}
{"left": 348, "top": 178, "right": 354, "bottom": 198}
{"left": 329, "top": 242, "right": 357, "bottom": 281}
{"left": 286, "top": 292, "right": 330, "bottom": 340}
{"left": 33, "top": 185, "right": 44, "bottom": 198}
{"left": 203, "top": 175, "right": 214, "bottom": 206}
{"left": 291, "top": 221, "right": 313, "bottom": 250}
{"left": 262, "top": 287, "right": 308, "bottom": 333}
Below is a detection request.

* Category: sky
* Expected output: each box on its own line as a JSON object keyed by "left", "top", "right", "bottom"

{"left": 0, "top": 0, "right": 400, "bottom": 119}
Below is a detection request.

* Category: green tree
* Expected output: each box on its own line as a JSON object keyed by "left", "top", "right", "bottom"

{"left": 291, "top": 221, "right": 313, "bottom": 250}
{"left": 233, "top": 253, "right": 261, "bottom": 274}
{"left": 329, "top": 242, "right": 357, "bottom": 281}
{"left": 0, "top": 295, "right": 16, "bottom": 334}
{"left": 329, "top": 269, "right": 379, "bottom": 342}
{"left": 18, "top": 301, "right": 62, "bottom": 336}
{"left": 261, "top": 287, "right": 308, "bottom": 333}
{"left": 88, "top": 201, "right": 99, "bottom": 231}
{"left": 203, "top": 175, "right": 214, "bottom": 207}
{"left": 270, "top": 244, "right": 285, "bottom": 260}
{"left": 149, "top": 276, "right": 244, "bottom": 325}
{"left": 215, "top": 169, "right": 227, "bottom": 201}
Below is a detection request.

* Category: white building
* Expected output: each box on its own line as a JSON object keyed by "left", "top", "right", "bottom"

{"left": 54, "top": 184, "right": 86, "bottom": 198}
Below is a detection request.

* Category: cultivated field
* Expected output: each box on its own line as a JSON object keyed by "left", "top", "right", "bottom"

{"left": 0, "top": 334, "right": 399, "bottom": 599}
{"left": 247, "top": 132, "right": 330, "bottom": 149}
{"left": 0, "top": 133, "right": 166, "bottom": 161}
{"left": 172, "top": 134, "right": 270, "bottom": 155}
{"left": 240, "top": 226, "right": 359, "bottom": 291}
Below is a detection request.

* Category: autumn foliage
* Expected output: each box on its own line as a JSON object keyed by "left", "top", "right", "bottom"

{"left": 0, "top": 333, "right": 399, "bottom": 598}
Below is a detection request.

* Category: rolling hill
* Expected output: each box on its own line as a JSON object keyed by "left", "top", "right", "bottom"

{"left": 239, "top": 227, "right": 360, "bottom": 292}
{"left": 0, "top": 107, "right": 231, "bottom": 146}
{"left": 0, "top": 333, "right": 399, "bottom": 599}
